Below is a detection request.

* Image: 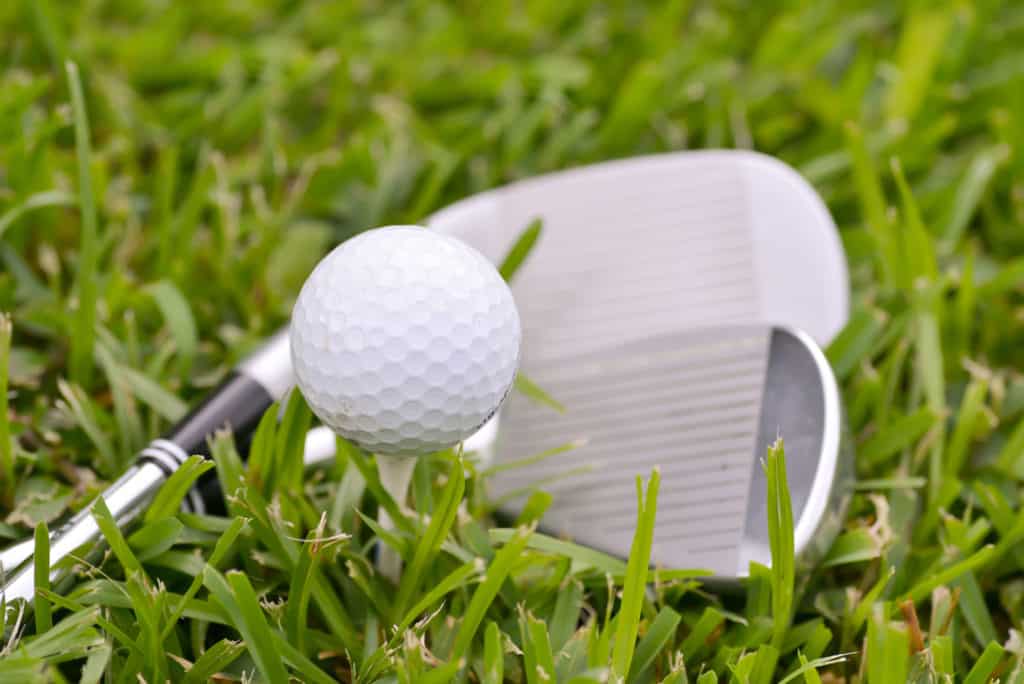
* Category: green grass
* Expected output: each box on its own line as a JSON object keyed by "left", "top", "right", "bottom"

{"left": 1, "top": 0, "right": 1024, "bottom": 680}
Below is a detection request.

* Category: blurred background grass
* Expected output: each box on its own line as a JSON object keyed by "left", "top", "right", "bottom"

{"left": 2, "top": 0, "right": 1024, "bottom": 681}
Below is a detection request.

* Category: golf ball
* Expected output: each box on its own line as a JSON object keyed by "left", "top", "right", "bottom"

{"left": 290, "top": 225, "right": 521, "bottom": 455}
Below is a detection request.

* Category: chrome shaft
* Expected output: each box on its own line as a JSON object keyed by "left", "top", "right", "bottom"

{"left": 1, "top": 461, "right": 169, "bottom": 606}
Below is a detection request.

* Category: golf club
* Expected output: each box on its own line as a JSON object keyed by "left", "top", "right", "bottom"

{"left": 2, "top": 149, "right": 849, "bottom": 604}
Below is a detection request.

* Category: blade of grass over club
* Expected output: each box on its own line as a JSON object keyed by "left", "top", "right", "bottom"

{"left": 32, "top": 522, "right": 52, "bottom": 634}
{"left": 91, "top": 498, "right": 141, "bottom": 575}
{"left": 144, "top": 455, "right": 214, "bottom": 522}
{"left": 513, "top": 373, "right": 566, "bottom": 413}
{"left": 498, "top": 218, "right": 543, "bottom": 282}
{"left": 481, "top": 439, "right": 583, "bottom": 477}
{"left": 611, "top": 469, "right": 660, "bottom": 681}
{"left": 766, "top": 439, "right": 794, "bottom": 650}
{"left": 488, "top": 528, "right": 627, "bottom": 575}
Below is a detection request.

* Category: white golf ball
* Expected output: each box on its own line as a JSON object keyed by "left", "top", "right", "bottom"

{"left": 290, "top": 225, "right": 521, "bottom": 455}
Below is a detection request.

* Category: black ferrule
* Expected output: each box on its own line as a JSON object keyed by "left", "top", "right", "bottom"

{"left": 163, "top": 371, "right": 276, "bottom": 513}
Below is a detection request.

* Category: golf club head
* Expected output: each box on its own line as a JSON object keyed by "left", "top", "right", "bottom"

{"left": 488, "top": 324, "right": 852, "bottom": 582}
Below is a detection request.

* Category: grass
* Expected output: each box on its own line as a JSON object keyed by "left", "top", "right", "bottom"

{"left": 0, "top": 0, "right": 1023, "bottom": 680}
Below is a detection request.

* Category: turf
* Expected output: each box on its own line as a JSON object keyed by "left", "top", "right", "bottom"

{"left": 1, "top": 0, "right": 1023, "bottom": 681}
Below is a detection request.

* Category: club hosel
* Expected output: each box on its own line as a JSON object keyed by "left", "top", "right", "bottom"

{"left": 162, "top": 372, "right": 278, "bottom": 461}
{"left": 178, "top": 329, "right": 295, "bottom": 512}
{"left": 165, "top": 329, "right": 294, "bottom": 459}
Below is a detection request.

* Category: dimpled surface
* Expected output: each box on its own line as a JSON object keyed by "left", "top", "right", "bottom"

{"left": 290, "top": 226, "right": 521, "bottom": 455}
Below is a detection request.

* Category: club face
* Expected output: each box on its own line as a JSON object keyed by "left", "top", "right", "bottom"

{"left": 485, "top": 326, "right": 850, "bottom": 583}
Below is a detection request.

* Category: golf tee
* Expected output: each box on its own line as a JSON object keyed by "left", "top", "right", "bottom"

{"left": 375, "top": 454, "right": 417, "bottom": 582}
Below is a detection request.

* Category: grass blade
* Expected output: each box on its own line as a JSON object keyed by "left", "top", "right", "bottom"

{"left": 514, "top": 373, "right": 566, "bottom": 413}
{"left": 964, "top": 641, "right": 1005, "bottom": 684}
{"left": 183, "top": 639, "right": 244, "bottom": 684}
{"left": 203, "top": 567, "right": 290, "bottom": 684}
{"left": 628, "top": 606, "right": 681, "bottom": 681}
{"left": 844, "top": 122, "right": 896, "bottom": 287}
{"left": 397, "top": 559, "right": 480, "bottom": 634}
{"left": 611, "top": 469, "right": 660, "bottom": 680}
{"left": 942, "top": 148, "right": 1001, "bottom": 247}
{"left": 482, "top": 621, "right": 504, "bottom": 684}
{"left": 488, "top": 528, "right": 626, "bottom": 575}
{"left": 65, "top": 61, "right": 100, "bottom": 386}
{"left": 0, "top": 314, "right": 12, "bottom": 507}
{"left": 284, "top": 528, "right": 322, "bottom": 656}
{"left": 91, "top": 497, "right": 141, "bottom": 574}
{"left": 520, "top": 607, "right": 556, "bottom": 684}
{"left": 33, "top": 522, "right": 52, "bottom": 633}
{"left": 0, "top": 190, "right": 76, "bottom": 243}
{"left": 499, "top": 218, "right": 542, "bottom": 282}
{"left": 145, "top": 455, "right": 214, "bottom": 522}
{"left": 143, "top": 280, "right": 198, "bottom": 376}
{"left": 160, "top": 516, "right": 247, "bottom": 642}
{"left": 766, "top": 439, "right": 794, "bottom": 650}
{"left": 884, "top": 6, "right": 952, "bottom": 123}
{"left": 901, "top": 545, "right": 996, "bottom": 603}
{"left": 451, "top": 524, "right": 534, "bottom": 661}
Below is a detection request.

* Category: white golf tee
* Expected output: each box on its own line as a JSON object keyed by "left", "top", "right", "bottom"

{"left": 375, "top": 453, "right": 418, "bottom": 582}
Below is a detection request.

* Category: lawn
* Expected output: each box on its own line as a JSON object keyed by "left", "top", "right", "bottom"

{"left": 2, "top": 0, "right": 1024, "bottom": 681}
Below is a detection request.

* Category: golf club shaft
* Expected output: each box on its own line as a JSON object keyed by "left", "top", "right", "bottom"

{"left": 0, "top": 330, "right": 293, "bottom": 606}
